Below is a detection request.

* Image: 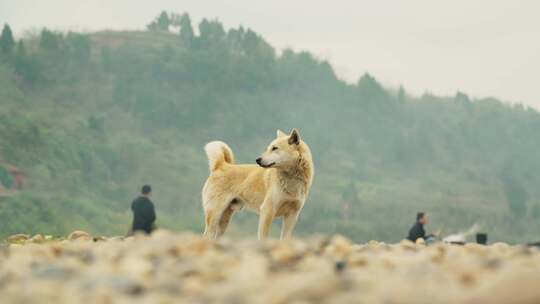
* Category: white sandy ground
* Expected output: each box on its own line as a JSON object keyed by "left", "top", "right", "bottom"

{"left": 1, "top": 230, "right": 540, "bottom": 304}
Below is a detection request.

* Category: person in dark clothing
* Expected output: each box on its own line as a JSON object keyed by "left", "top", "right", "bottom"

{"left": 407, "top": 212, "right": 438, "bottom": 242}
{"left": 130, "top": 185, "right": 156, "bottom": 234}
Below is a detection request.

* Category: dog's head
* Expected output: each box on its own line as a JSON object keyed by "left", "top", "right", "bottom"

{"left": 256, "top": 129, "right": 302, "bottom": 169}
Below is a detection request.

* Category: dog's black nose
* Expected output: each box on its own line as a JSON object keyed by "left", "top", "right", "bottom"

{"left": 256, "top": 158, "right": 262, "bottom": 165}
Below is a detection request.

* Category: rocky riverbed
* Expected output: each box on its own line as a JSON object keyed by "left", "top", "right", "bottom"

{"left": 1, "top": 231, "right": 539, "bottom": 304}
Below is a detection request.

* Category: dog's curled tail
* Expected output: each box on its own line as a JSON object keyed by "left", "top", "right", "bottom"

{"left": 204, "top": 141, "right": 235, "bottom": 172}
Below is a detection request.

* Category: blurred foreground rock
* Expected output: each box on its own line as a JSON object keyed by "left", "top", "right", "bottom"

{"left": 1, "top": 231, "right": 540, "bottom": 303}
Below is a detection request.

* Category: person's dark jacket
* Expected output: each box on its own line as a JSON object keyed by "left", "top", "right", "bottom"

{"left": 131, "top": 196, "right": 156, "bottom": 234}
{"left": 407, "top": 221, "right": 426, "bottom": 242}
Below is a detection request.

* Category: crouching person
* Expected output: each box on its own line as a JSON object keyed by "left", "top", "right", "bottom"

{"left": 407, "top": 212, "right": 439, "bottom": 243}
{"left": 129, "top": 185, "right": 156, "bottom": 235}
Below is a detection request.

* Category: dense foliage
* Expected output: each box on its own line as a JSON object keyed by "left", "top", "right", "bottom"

{"left": 0, "top": 13, "right": 539, "bottom": 242}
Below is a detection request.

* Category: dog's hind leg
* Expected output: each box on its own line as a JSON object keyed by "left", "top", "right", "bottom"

{"left": 217, "top": 199, "right": 242, "bottom": 237}
{"left": 204, "top": 210, "right": 224, "bottom": 239}
{"left": 217, "top": 207, "right": 233, "bottom": 237}
{"left": 203, "top": 204, "right": 226, "bottom": 239}
{"left": 203, "top": 209, "right": 218, "bottom": 238}
{"left": 204, "top": 199, "right": 237, "bottom": 239}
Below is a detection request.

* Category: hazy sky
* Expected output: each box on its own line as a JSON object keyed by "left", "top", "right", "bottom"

{"left": 1, "top": 0, "right": 539, "bottom": 107}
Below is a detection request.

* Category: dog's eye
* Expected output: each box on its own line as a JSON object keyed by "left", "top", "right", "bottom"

{"left": 271, "top": 146, "right": 278, "bottom": 151}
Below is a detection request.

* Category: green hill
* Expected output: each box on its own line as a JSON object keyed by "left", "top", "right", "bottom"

{"left": 0, "top": 13, "right": 539, "bottom": 243}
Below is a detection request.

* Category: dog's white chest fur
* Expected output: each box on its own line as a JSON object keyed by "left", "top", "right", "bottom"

{"left": 277, "top": 172, "right": 307, "bottom": 198}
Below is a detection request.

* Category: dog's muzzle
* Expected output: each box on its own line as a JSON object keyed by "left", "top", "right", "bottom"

{"left": 256, "top": 158, "right": 275, "bottom": 168}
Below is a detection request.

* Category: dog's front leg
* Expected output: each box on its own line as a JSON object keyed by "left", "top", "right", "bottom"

{"left": 258, "top": 198, "right": 274, "bottom": 240}
{"left": 280, "top": 210, "right": 300, "bottom": 240}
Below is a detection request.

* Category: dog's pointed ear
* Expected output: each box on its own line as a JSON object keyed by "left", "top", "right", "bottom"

{"left": 288, "top": 128, "right": 300, "bottom": 145}
{"left": 276, "top": 129, "right": 287, "bottom": 138}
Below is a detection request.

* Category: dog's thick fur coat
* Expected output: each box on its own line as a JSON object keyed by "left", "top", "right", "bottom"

{"left": 202, "top": 129, "right": 314, "bottom": 240}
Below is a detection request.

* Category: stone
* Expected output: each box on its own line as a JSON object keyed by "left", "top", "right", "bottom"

{"left": 68, "top": 230, "right": 92, "bottom": 241}
{"left": 92, "top": 236, "right": 107, "bottom": 242}
{"left": 399, "top": 239, "right": 416, "bottom": 251}
{"left": 6, "top": 234, "right": 30, "bottom": 244}
{"left": 30, "top": 234, "right": 45, "bottom": 243}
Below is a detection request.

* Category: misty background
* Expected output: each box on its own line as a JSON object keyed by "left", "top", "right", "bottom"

{"left": 1, "top": 0, "right": 539, "bottom": 108}
{"left": 0, "top": 2, "right": 540, "bottom": 243}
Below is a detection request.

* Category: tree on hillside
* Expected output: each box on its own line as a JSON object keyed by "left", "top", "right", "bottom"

{"left": 242, "top": 29, "right": 274, "bottom": 59}
{"left": 198, "top": 19, "right": 226, "bottom": 44}
{"left": 172, "top": 12, "right": 194, "bottom": 45}
{"left": 226, "top": 26, "right": 245, "bottom": 52}
{"left": 147, "top": 11, "right": 171, "bottom": 32}
{"left": 40, "top": 29, "right": 61, "bottom": 50}
{"left": 13, "top": 40, "right": 27, "bottom": 73}
{"left": 357, "top": 73, "right": 384, "bottom": 93}
{"left": 15, "top": 40, "right": 26, "bottom": 57}
{"left": 66, "top": 32, "right": 90, "bottom": 62}
{"left": 11, "top": 41, "right": 41, "bottom": 84}
{"left": 357, "top": 73, "right": 392, "bottom": 109}
{"left": 456, "top": 91, "right": 471, "bottom": 106}
{"left": 0, "top": 24, "right": 15, "bottom": 54}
